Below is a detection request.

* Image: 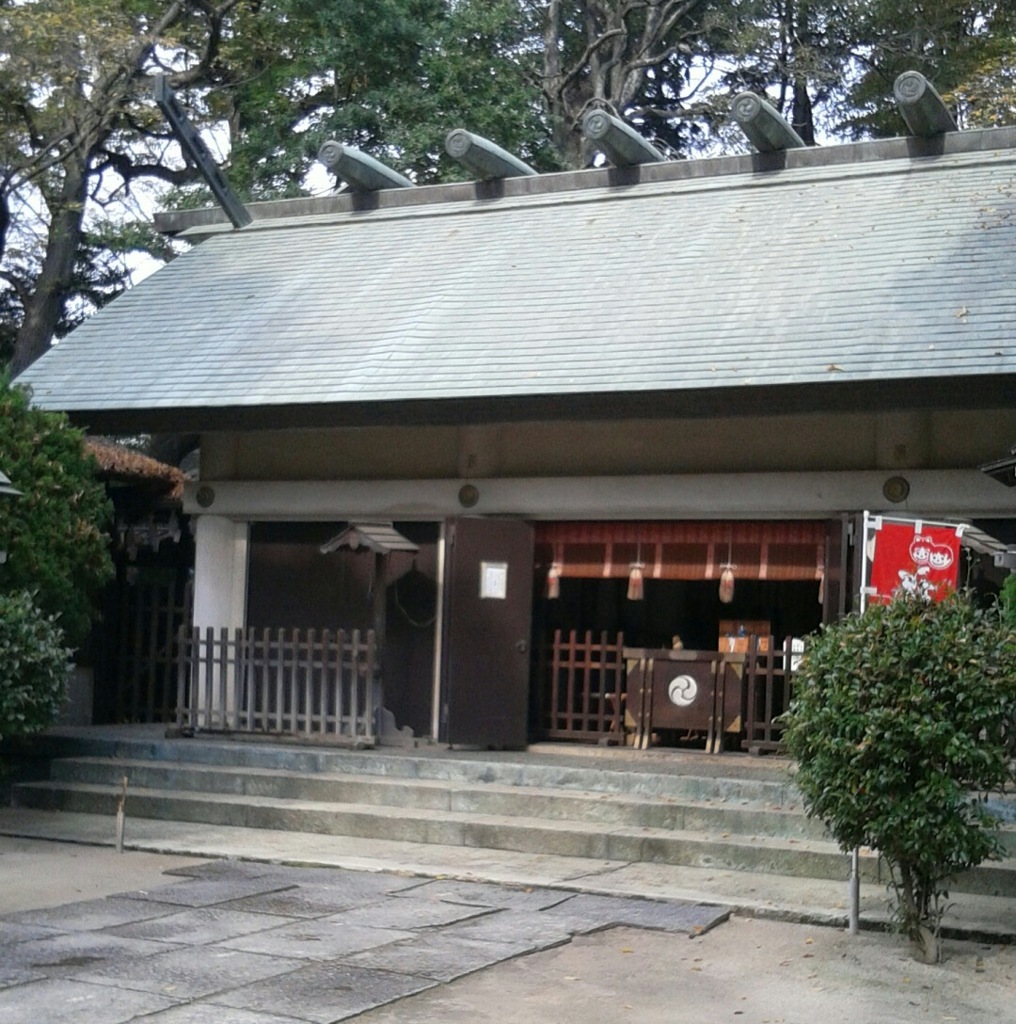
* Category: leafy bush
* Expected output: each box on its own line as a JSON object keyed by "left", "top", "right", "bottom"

{"left": 0, "top": 376, "right": 112, "bottom": 647}
{"left": 1002, "top": 573, "right": 1016, "bottom": 628}
{"left": 783, "top": 591, "right": 1016, "bottom": 952}
{"left": 0, "top": 590, "right": 72, "bottom": 741}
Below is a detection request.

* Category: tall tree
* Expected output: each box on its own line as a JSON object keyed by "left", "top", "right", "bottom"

{"left": 534, "top": 1, "right": 739, "bottom": 164}
{"left": 207, "top": 0, "right": 553, "bottom": 197}
{"left": 703, "top": 1, "right": 856, "bottom": 146}
{"left": 709, "top": 1, "right": 1016, "bottom": 144}
{"left": 1, "top": 1, "right": 553, "bottom": 374}
{"left": 840, "top": 1, "right": 1016, "bottom": 136}
{"left": 1, "top": 0, "right": 244, "bottom": 376}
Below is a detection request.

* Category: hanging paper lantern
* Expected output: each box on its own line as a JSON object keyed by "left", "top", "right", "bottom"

{"left": 546, "top": 562, "right": 561, "bottom": 600}
{"left": 719, "top": 566, "right": 735, "bottom": 604}
{"left": 627, "top": 562, "right": 645, "bottom": 601}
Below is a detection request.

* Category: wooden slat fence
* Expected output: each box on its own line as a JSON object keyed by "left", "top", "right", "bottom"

{"left": 100, "top": 568, "right": 192, "bottom": 725}
{"left": 535, "top": 629, "right": 626, "bottom": 743}
{"left": 176, "top": 627, "right": 377, "bottom": 745}
{"left": 742, "top": 635, "right": 803, "bottom": 755}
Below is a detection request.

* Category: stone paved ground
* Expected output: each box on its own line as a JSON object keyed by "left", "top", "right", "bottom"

{"left": 0, "top": 859, "right": 729, "bottom": 1024}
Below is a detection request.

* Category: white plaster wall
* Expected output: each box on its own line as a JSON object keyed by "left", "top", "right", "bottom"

{"left": 192, "top": 516, "right": 249, "bottom": 631}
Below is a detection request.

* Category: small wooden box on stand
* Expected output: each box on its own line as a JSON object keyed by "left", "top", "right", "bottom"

{"left": 718, "top": 620, "right": 771, "bottom": 654}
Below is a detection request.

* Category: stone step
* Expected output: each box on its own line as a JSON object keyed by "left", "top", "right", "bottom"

{"left": 44, "top": 756, "right": 829, "bottom": 841}
{"left": 13, "top": 779, "right": 1015, "bottom": 898}
{"left": 20, "top": 733, "right": 797, "bottom": 805}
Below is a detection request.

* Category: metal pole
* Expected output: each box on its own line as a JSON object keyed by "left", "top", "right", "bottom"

{"left": 849, "top": 848, "right": 860, "bottom": 934}
{"left": 848, "top": 512, "right": 871, "bottom": 936}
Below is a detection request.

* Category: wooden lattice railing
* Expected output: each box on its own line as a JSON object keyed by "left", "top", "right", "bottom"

{"left": 535, "top": 629, "right": 626, "bottom": 743}
{"left": 742, "top": 635, "right": 803, "bottom": 754}
{"left": 535, "top": 629, "right": 803, "bottom": 753}
{"left": 176, "top": 626, "right": 378, "bottom": 745}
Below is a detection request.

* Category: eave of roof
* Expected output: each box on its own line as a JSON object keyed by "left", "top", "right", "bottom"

{"left": 45, "top": 374, "right": 1012, "bottom": 435}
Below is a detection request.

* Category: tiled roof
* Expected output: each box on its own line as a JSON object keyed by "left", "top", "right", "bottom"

{"left": 17, "top": 128, "right": 1016, "bottom": 428}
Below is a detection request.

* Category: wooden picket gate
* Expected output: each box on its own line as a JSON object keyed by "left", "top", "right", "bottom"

{"left": 534, "top": 629, "right": 626, "bottom": 743}
{"left": 176, "top": 626, "right": 378, "bottom": 745}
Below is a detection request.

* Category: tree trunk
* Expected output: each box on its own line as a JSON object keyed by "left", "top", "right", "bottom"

{"left": 789, "top": 2, "right": 816, "bottom": 145}
{"left": 9, "top": 156, "right": 89, "bottom": 377}
{"left": 792, "top": 78, "right": 816, "bottom": 145}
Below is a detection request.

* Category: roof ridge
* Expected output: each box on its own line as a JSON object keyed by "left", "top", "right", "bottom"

{"left": 156, "top": 125, "right": 1016, "bottom": 241}
{"left": 174, "top": 135, "right": 1016, "bottom": 244}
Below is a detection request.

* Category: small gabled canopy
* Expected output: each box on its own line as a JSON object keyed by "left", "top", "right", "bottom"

{"left": 0, "top": 470, "right": 21, "bottom": 498}
{"left": 979, "top": 446, "right": 1016, "bottom": 488}
{"left": 958, "top": 523, "right": 1011, "bottom": 557}
{"left": 319, "top": 522, "right": 420, "bottom": 556}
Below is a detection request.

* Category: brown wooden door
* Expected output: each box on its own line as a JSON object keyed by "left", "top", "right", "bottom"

{"left": 441, "top": 517, "right": 534, "bottom": 748}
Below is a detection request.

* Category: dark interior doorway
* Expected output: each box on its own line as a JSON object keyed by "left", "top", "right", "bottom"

{"left": 535, "top": 577, "right": 823, "bottom": 652}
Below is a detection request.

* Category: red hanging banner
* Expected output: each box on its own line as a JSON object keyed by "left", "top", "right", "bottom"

{"left": 868, "top": 521, "right": 961, "bottom": 604}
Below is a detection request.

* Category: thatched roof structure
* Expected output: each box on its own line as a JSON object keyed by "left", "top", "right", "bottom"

{"left": 85, "top": 439, "right": 184, "bottom": 500}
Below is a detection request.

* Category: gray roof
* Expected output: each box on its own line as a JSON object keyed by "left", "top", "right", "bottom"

{"left": 17, "top": 128, "right": 1016, "bottom": 431}
{"left": 320, "top": 522, "right": 420, "bottom": 554}
{"left": 0, "top": 470, "right": 20, "bottom": 497}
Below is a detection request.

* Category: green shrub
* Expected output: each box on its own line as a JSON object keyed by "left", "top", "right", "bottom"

{"left": 0, "top": 590, "right": 72, "bottom": 741}
{"left": 1002, "top": 573, "right": 1016, "bottom": 628}
{"left": 782, "top": 590, "right": 1016, "bottom": 951}
{"left": 0, "top": 376, "right": 112, "bottom": 647}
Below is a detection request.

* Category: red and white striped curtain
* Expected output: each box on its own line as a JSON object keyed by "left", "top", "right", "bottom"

{"left": 534, "top": 521, "right": 826, "bottom": 583}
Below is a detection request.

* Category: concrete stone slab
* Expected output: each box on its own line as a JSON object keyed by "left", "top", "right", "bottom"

{"left": 121, "top": 875, "right": 297, "bottom": 908}
{"left": 163, "top": 859, "right": 278, "bottom": 880}
{"left": 74, "top": 945, "right": 304, "bottom": 999}
{"left": 141, "top": 1005, "right": 314, "bottom": 1024}
{"left": 0, "top": 976, "right": 179, "bottom": 1024}
{"left": 545, "top": 893, "right": 732, "bottom": 934}
{"left": 218, "top": 887, "right": 370, "bottom": 919}
{"left": 0, "top": 964, "right": 45, "bottom": 989}
{"left": 3, "top": 930, "right": 175, "bottom": 978}
{"left": 395, "top": 878, "right": 572, "bottom": 911}
{"left": 328, "top": 897, "right": 495, "bottom": 931}
{"left": 0, "top": 921, "right": 63, "bottom": 944}
{"left": 219, "top": 918, "right": 412, "bottom": 960}
{"left": 209, "top": 960, "right": 437, "bottom": 1022}
{"left": 107, "top": 906, "right": 298, "bottom": 945}
{"left": 340, "top": 931, "right": 528, "bottom": 982}
{"left": 252, "top": 866, "right": 425, "bottom": 898}
{"left": 3, "top": 894, "right": 180, "bottom": 931}
{"left": 436, "top": 908, "right": 576, "bottom": 950}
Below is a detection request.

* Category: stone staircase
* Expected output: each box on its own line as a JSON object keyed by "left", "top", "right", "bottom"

{"left": 7, "top": 728, "right": 1015, "bottom": 898}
